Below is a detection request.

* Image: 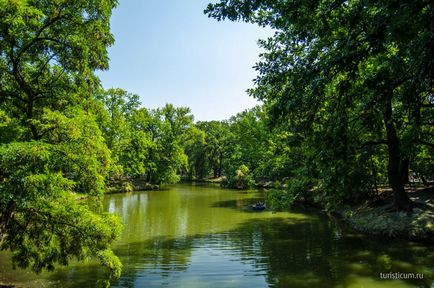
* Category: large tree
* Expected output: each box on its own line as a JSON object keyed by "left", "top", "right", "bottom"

{"left": 196, "top": 120, "right": 233, "bottom": 178}
{"left": 206, "top": 0, "right": 434, "bottom": 210}
{"left": 148, "top": 104, "right": 193, "bottom": 183}
{"left": 0, "top": 0, "right": 122, "bottom": 284}
{"left": 96, "top": 88, "right": 141, "bottom": 176}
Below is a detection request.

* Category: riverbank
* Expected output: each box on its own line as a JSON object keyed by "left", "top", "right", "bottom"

{"left": 189, "top": 177, "right": 282, "bottom": 189}
{"left": 334, "top": 186, "right": 434, "bottom": 242}
{"left": 188, "top": 177, "right": 225, "bottom": 184}
{"left": 106, "top": 178, "right": 159, "bottom": 193}
{"left": 258, "top": 180, "right": 434, "bottom": 242}
{"left": 108, "top": 177, "right": 434, "bottom": 242}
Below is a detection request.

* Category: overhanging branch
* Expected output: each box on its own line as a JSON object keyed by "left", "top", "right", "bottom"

{"left": 419, "top": 140, "right": 434, "bottom": 149}
{"left": 360, "top": 139, "right": 388, "bottom": 149}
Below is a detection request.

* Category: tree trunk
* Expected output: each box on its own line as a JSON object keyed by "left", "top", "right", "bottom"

{"left": 400, "top": 157, "right": 409, "bottom": 184}
{"left": 0, "top": 201, "right": 16, "bottom": 243}
{"left": 383, "top": 97, "right": 413, "bottom": 211}
{"left": 218, "top": 153, "right": 223, "bottom": 177}
{"left": 420, "top": 176, "right": 428, "bottom": 186}
{"left": 370, "top": 156, "right": 379, "bottom": 198}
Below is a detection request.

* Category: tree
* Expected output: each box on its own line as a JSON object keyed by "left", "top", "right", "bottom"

{"left": 0, "top": 0, "right": 122, "bottom": 284}
{"left": 228, "top": 107, "right": 269, "bottom": 177}
{"left": 160, "top": 104, "right": 194, "bottom": 182}
{"left": 183, "top": 126, "right": 208, "bottom": 180}
{"left": 190, "top": 106, "right": 299, "bottom": 188}
{"left": 120, "top": 107, "right": 156, "bottom": 178}
{"left": 196, "top": 120, "right": 233, "bottom": 178}
{"left": 146, "top": 104, "right": 193, "bottom": 184}
{"left": 96, "top": 88, "right": 141, "bottom": 176}
{"left": 0, "top": 110, "right": 123, "bottom": 280}
{"left": 206, "top": 0, "right": 434, "bottom": 210}
{"left": 0, "top": 0, "right": 117, "bottom": 140}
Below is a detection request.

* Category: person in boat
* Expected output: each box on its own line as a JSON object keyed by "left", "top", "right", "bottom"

{"left": 253, "top": 202, "right": 266, "bottom": 210}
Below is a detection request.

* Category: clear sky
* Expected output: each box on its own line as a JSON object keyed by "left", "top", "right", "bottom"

{"left": 96, "top": 0, "right": 272, "bottom": 121}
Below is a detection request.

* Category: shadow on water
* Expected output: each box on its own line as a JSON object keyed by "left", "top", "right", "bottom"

{"left": 2, "top": 186, "right": 433, "bottom": 288}
{"left": 210, "top": 197, "right": 266, "bottom": 213}
{"left": 42, "top": 216, "right": 434, "bottom": 288}
{"left": 229, "top": 218, "right": 434, "bottom": 288}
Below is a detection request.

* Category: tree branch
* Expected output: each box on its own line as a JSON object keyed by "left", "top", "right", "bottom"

{"left": 35, "top": 51, "right": 60, "bottom": 78}
{"left": 418, "top": 140, "right": 434, "bottom": 149}
{"left": 360, "top": 139, "right": 388, "bottom": 149}
{"left": 16, "top": 14, "right": 64, "bottom": 60}
{"left": 421, "top": 103, "right": 434, "bottom": 108}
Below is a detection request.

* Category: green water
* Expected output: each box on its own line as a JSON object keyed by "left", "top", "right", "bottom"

{"left": 0, "top": 184, "right": 433, "bottom": 287}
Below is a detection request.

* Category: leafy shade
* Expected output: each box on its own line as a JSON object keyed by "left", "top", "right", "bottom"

{"left": 0, "top": 0, "right": 122, "bottom": 284}
{"left": 0, "top": 141, "right": 121, "bottom": 276}
{"left": 0, "top": 112, "right": 122, "bottom": 280}
{"left": 0, "top": 0, "right": 118, "bottom": 140}
{"left": 205, "top": 0, "right": 434, "bottom": 210}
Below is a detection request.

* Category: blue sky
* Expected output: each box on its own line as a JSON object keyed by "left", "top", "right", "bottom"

{"left": 97, "top": 0, "right": 272, "bottom": 121}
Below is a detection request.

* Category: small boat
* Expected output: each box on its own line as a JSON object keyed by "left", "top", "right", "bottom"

{"left": 252, "top": 203, "right": 266, "bottom": 211}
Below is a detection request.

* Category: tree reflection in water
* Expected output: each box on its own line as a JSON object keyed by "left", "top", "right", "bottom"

{"left": 1, "top": 185, "right": 432, "bottom": 287}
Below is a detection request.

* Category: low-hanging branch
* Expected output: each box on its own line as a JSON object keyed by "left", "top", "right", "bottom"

{"left": 359, "top": 139, "right": 388, "bottom": 149}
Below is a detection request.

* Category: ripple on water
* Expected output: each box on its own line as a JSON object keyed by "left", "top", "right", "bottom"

{"left": 0, "top": 185, "right": 433, "bottom": 288}
{"left": 112, "top": 232, "right": 270, "bottom": 288}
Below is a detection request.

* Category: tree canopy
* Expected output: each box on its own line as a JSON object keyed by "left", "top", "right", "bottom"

{"left": 205, "top": 0, "right": 434, "bottom": 210}
{"left": 0, "top": 0, "right": 122, "bottom": 285}
{"left": 1, "top": 0, "right": 433, "bottom": 284}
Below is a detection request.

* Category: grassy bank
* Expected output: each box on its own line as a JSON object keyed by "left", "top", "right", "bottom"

{"left": 335, "top": 187, "right": 434, "bottom": 241}
{"left": 106, "top": 178, "right": 160, "bottom": 193}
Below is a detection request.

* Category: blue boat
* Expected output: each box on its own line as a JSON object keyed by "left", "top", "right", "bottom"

{"left": 252, "top": 203, "right": 266, "bottom": 211}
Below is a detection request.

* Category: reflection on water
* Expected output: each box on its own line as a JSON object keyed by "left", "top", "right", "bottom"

{"left": 0, "top": 184, "right": 433, "bottom": 287}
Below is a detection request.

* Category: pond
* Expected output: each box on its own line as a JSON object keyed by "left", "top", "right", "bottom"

{"left": 0, "top": 184, "right": 433, "bottom": 287}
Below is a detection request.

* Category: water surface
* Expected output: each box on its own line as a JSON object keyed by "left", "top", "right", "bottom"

{"left": 0, "top": 184, "right": 433, "bottom": 287}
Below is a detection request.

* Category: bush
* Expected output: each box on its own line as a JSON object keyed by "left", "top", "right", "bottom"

{"left": 221, "top": 164, "right": 254, "bottom": 189}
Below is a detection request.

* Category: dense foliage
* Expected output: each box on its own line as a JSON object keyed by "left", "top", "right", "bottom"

{"left": 184, "top": 106, "right": 300, "bottom": 189}
{"left": 205, "top": 0, "right": 434, "bottom": 210}
{"left": 0, "top": 0, "right": 122, "bottom": 285}
{"left": 1, "top": 0, "right": 433, "bottom": 284}
{"left": 97, "top": 90, "right": 194, "bottom": 184}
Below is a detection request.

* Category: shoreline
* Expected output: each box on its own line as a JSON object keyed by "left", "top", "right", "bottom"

{"left": 296, "top": 186, "right": 434, "bottom": 242}
{"left": 106, "top": 178, "right": 434, "bottom": 242}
